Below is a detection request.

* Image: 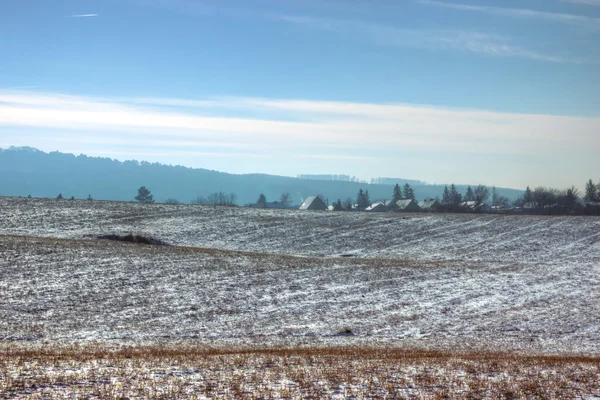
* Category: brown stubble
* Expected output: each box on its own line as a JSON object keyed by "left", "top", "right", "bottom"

{"left": 1, "top": 344, "right": 599, "bottom": 398}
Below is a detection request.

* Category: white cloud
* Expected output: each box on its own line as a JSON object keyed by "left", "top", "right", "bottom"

{"left": 1, "top": 90, "right": 599, "bottom": 188}
{"left": 418, "top": 0, "right": 600, "bottom": 24}
{"left": 1, "top": 90, "right": 597, "bottom": 150}
{"left": 272, "top": 14, "right": 587, "bottom": 63}
{"left": 68, "top": 14, "right": 99, "bottom": 18}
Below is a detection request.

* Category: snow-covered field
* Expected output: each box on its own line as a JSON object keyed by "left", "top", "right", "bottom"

{"left": 1, "top": 197, "right": 600, "bottom": 397}
{"left": 1, "top": 233, "right": 599, "bottom": 353}
{"left": 2, "top": 197, "right": 600, "bottom": 264}
{"left": 1, "top": 197, "right": 599, "bottom": 352}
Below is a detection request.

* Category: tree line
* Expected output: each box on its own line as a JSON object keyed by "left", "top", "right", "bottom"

{"left": 58, "top": 179, "right": 600, "bottom": 216}
{"left": 437, "top": 179, "right": 600, "bottom": 215}
{"left": 509, "top": 178, "right": 600, "bottom": 215}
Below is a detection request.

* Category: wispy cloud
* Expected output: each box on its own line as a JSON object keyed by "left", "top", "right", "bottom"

{"left": 68, "top": 14, "right": 99, "bottom": 18}
{"left": 418, "top": 0, "right": 600, "bottom": 24}
{"left": 273, "top": 14, "right": 586, "bottom": 63}
{"left": 562, "top": 0, "right": 600, "bottom": 5}
{"left": 1, "top": 90, "right": 597, "bottom": 150}
{"left": 1, "top": 90, "right": 598, "bottom": 187}
{"left": 430, "top": 31, "right": 581, "bottom": 63}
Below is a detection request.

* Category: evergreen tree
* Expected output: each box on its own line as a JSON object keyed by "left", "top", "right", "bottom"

{"left": 584, "top": 179, "right": 598, "bottom": 202}
{"left": 343, "top": 197, "right": 353, "bottom": 211}
{"left": 135, "top": 186, "right": 155, "bottom": 203}
{"left": 56, "top": 193, "right": 63, "bottom": 200}
{"left": 356, "top": 189, "right": 371, "bottom": 209}
{"left": 464, "top": 186, "right": 474, "bottom": 201}
{"left": 393, "top": 184, "right": 403, "bottom": 202}
{"left": 402, "top": 183, "right": 415, "bottom": 200}
{"left": 564, "top": 186, "right": 579, "bottom": 209}
{"left": 257, "top": 193, "right": 267, "bottom": 208}
{"left": 442, "top": 185, "right": 450, "bottom": 205}
{"left": 27, "top": 194, "right": 32, "bottom": 199}
{"left": 333, "top": 199, "right": 343, "bottom": 211}
{"left": 524, "top": 186, "right": 533, "bottom": 203}
{"left": 87, "top": 194, "right": 93, "bottom": 201}
{"left": 449, "top": 184, "right": 462, "bottom": 205}
{"left": 356, "top": 189, "right": 364, "bottom": 209}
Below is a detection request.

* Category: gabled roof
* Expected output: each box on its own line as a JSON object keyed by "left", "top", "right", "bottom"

{"left": 460, "top": 201, "right": 491, "bottom": 211}
{"left": 299, "top": 196, "right": 327, "bottom": 210}
{"left": 383, "top": 200, "right": 398, "bottom": 209}
{"left": 265, "top": 201, "right": 289, "bottom": 209}
{"left": 418, "top": 199, "right": 440, "bottom": 210}
{"left": 365, "top": 202, "right": 387, "bottom": 212}
{"left": 395, "top": 199, "right": 420, "bottom": 211}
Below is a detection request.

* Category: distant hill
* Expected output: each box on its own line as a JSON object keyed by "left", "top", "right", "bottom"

{"left": 0, "top": 147, "right": 523, "bottom": 205}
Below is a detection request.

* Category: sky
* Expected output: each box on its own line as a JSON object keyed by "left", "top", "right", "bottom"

{"left": 1, "top": 0, "right": 599, "bottom": 190}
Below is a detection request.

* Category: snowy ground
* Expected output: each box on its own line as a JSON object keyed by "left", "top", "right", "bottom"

{"left": 1, "top": 197, "right": 600, "bottom": 397}
{"left": 1, "top": 197, "right": 600, "bottom": 264}
{"left": 1, "top": 231, "right": 599, "bottom": 353}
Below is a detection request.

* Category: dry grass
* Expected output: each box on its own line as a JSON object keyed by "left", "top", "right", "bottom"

{"left": 1, "top": 344, "right": 599, "bottom": 399}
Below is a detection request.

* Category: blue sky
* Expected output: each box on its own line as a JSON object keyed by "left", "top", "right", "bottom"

{"left": 1, "top": 0, "right": 599, "bottom": 189}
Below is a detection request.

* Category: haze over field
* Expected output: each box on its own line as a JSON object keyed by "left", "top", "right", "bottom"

{"left": 1, "top": 0, "right": 599, "bottom": 188}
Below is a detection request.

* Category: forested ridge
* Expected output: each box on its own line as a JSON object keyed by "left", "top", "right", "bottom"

{"left": 0, "top": 146, "right": 523, "bottom": 205}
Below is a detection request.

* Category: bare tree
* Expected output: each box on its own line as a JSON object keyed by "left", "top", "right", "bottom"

{"left": 532, "top": 186, "right": 559, "bottom": 211}
{"left": 474, "top": 185, "right": 489, "bottom": 204}
{"left": 191, "top": 192, "right": 237, "bottom": 206}
{"left": 491, "top": 186, "right": 509, "bottom": 208}
{"left": 280, "top": 192, "right": 292, "bottom": 207}
{"left": 206, "top": 192, "right": 237, "bottom": 206}
{"left": 191, "top": 196, "right": 206, "bottom": 205}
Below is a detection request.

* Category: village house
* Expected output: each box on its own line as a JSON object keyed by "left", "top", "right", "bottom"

{"left": 383, "top": 200, "right": 399, "bottom": 211}
{"left": 299, "top": 196, "right": 327, "bottom": 211}
{"left": 418, "top": 198, "right": 442, "bottom": 212}
{"left": 365, "top": 202, "right": 388, "bottom": 212}
{"left": 459, "top": 201, "right": 492, "bottom": 213}
{"left": 395, "top": 199, "right": 421, "bottom": 212}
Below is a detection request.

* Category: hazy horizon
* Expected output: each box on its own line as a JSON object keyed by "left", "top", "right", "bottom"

{"left": 1, "top": 0, "right": 599, "bottom": 189}
{"left": 0, "top": 145, "right": 496, "bottom": 188}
